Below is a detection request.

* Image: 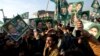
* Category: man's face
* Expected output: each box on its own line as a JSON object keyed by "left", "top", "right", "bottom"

{"left": 68, "top": 4, "right": 73, "bottom": 12}
{"left": 89, "top": 28, "right": 98, "bottom": 36}
{"left": 46, "top": 37, "right": 53, "bottom": 48}
{"left": 75, "top": 20, "right": 83, "bottom": 30}
{"left": 46, "top": 22, "right": 52, "bottom": 28}
{"left": 76, "top": 3, "right": 82, "bottom": 11}
{"left": 61, "top": 7, "right": 67, "bottom": 15}
{"left": 31, "top": 20, "right": 35, "bottom": 26}
{"left": 38, "top": 22, "right": 42, "bottom": 28}
{"left": 8, "top": 24, "right": 17, "bottom": 33}
{"left": 82, "top": 14, "right": 88, "bottom": 20}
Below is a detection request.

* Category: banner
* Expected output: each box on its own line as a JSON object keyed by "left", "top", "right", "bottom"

{"left": 21, "top": 12, "right": 29, "bottom": 19}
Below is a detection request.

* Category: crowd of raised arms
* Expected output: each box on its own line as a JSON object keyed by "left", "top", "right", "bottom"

{"left": 0, "top": 14, "right": 100, "bottom": 56}
{"left": 0, "top": 0, "right": 100, "bottom": 56}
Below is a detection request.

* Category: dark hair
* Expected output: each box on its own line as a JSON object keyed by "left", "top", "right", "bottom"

{"left": 56, "top": 29, "right": 64, "bottom": 38}
{"left": 47, "top": 29, "right": 56, "bottom": 35}
{"left": 46, "top": 34, "right": 58, "bottom": 44}
{"left": 57, "top": 23, "right": 62, "bottom": 27}
{"left": 56, "top": 29, "right": 64, "bottom": 35}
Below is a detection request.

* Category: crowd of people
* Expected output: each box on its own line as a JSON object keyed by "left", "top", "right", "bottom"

{"left": 0, "top": 0, "right": 100, "bottom": 56}
{"left": 0, "top": 14, "right": 100, "bottom": 56}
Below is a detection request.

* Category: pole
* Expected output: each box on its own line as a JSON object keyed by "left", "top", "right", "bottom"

{"left": 0, "top": 9, "right": 5, "bottom": 18}
{"left": 56, "top": 0, "right": 61, "bottom": 20}
{"left": 46, "top": 0, "right": 50, "bottom": 11}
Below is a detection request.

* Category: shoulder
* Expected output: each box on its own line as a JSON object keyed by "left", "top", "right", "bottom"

{"left": 53, "top": 48, "right": 59, "bottom": 52}
{"left": 50, "top": 47, "right": 60, "bottom": 56}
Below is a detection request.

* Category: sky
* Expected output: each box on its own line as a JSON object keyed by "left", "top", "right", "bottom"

{"left": 0, "top": 0, "right": 100, "bottom": 22}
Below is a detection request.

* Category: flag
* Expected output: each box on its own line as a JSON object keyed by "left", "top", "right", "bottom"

{"left": 21, "top": 12, "right": 29, "bottom": 19}
{"left": 53, "top": 0, "right": 69, "bottom": 25}
{"left": 52, "top": 0, "right": 61, "bottom": 20}
{"left": 51, "top": 0, "right": 68, "bottom": 20}
{"left": 60, "top": 0, "right": 68, "bottom": 16}
{"left": 91, "top": 0, "right": 100, "bottom": 9}
{"left": 60, "top": 0, "right": 68, "bottom": 8}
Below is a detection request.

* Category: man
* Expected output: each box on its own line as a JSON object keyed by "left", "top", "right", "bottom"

{"left": 37, "top": 21, "right": 44, "bottom": 33}
{"left": 74, "top": 19, "right": 100, "bottom": 56}
{"left": 29, "top": 29, "right": 45, "bottom": 56}
{"left": 46, "top": 21, "right": 52, "bottom": 30}
{"left": 30, "top": 19, "right": 35, "bottom": 28}
{"left": 43, "top": 33, "right": 59, "bottom": 56}
{"left": 76, "top": 2, "right": 82, "bottom": 13}
{"left": 7, "top": 24, "right": 19, "bottom": 35}
{"left": 74, "top": 19, "right": 100, "bottom": 44}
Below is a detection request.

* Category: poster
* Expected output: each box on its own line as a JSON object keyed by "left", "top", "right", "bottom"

{"left": 82, "top": 19, "right": 100, "bottom": 39}
{"left": 29, "top": 19, "right": 36, "bottom": 29}
{"left": 2, "top": 15, "right": 29, "bottom": 41}
{"left": 68, "top": 1, "right": 84, "bottom": 15}
{"left": 80, "top": 11, "right": 90, "bottom": 20}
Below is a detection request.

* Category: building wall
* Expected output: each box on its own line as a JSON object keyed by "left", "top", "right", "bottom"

{"left": 37, "top": 10, "right": 54, "bottom": 19}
